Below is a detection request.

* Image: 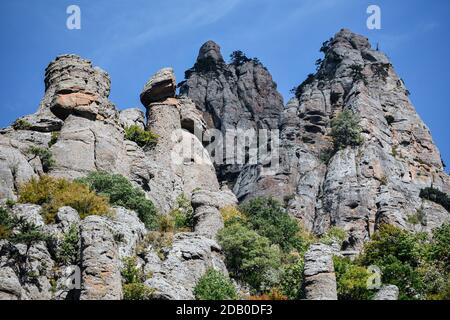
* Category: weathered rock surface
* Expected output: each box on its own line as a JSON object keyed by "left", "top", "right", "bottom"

{"left": 373, "top": 285, "right": 399, "bottom": 300}
{"left": 119, "top": 108, "right": 146, "bottom": 130}
{"left": 191, "top": 188, "right": 238, "bottom": 239}
{"left": 180, "top": 41, "right": 284, "bottom": 186}
{"left": 1, "top": 29, "right": 449, "bottom": 301}
{"left": 79, "top": 215, "right": 122, "bottom": 300}
{"left": 140, "top": 68, "right": 176, "bottom": 106}
{"left": 180, "top": 30, "right": 450, "bottom": 251}
{"left": 303, "top": 244, "right": 338, "bottom": 300}
{"left": 143, "top": 233, "right": 228, "bottom": 300}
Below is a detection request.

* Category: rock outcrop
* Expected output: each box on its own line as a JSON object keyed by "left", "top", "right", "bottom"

{"left": 179, "top": 41, "right": 284, "bottom": 186}
{"left": 180, "top": 30, "right": 450, "bottom": 252}
{"left": 302, "top": 244, "right": 338, "bottom": 300}
{"left": 1, "top": 28, "right": 449, "bottom": 301}
{"left": 373, "top": 285, "right": 399, "bottom": 300}
{"left": 143, "top": 233, "right": 228, "bottom": 300}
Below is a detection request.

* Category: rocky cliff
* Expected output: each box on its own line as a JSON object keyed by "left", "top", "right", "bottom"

{"left": 181, "top": 29, "right": 450, "bottom": 251}
{"left": 0, "top": 29, "right": 449, "bottom": 300}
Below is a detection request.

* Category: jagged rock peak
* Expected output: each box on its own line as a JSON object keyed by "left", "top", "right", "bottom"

{"left": 330, "top": 28, "right": 371, "bottom": 51}
{"left": 140, "top": 67, "right": 176, "bottom": 106}
{"left": 197, "top": 40, "right": 225, "bottom": 63}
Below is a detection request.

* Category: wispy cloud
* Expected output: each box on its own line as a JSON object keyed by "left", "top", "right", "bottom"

{"left": 94, "top": 0, "right": 241, "bottom": 58}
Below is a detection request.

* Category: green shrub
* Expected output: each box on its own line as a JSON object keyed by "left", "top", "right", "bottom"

{"left": 279, "top": 252, "right": 305, "bottom": 300}
{"left": 18, "top": 176, "right": 110, "bottom": 224}
{"left": 2, "top": 212, "right": 52, "bottom": 248}
{"left": 239, "top": 197, "right": 303, "bottom": 253}
{"left": 121, "top": 256, "right": 154, "bottom": 300}
{"left": 319, "top": 148, "right": 335, "bottom": 165}
{"left": 420, "top": 187, "right": 450, "bottom": 213}
{"left": 169, "top": 194, "right": 194, "bottom": 231}
{"left": 0, "top": 207, "right": 13, "bottom": 240}
{"left": 48, "top": 132, "right": 60, "bottom": 148}
{"left": 230, "top": 50, "right": 251, "bottom": 66}
{"left": 321, "top": 227, "right": 347, "bottom": 247}
{"left": 194, "top": 268, "right": 238, "bottom": 300}
{"left": 359, "top": 225, "right": 427, "bottom": 299}
{"left": 218, "top": 222, "right": 282, "bottom": 291}
{"left": 13, "top": 119, "right": 31, "bottom": 130}
{"left": 331, "top": 110, "right": 363, "bottom": 150}
{"left": 57, "top": 224, "right": 80, "bottom": 265}
{"left": 77, "top": 172, "right": 158, "bottom": 230}
{"left": 123, "top": 283, "right": 154, "bottom": 300}
{"left": 220, "top": 206, "right": 247, "bottom": 226}
{"left": 427, "top": 223, "right": 450, "bottom": 271}
{"left": 333, "top": 256, "right": 373, "bottom": 300}
{"left": 350, "top": 64, "right": 368, "bottom": 85}
{"left": 407, "top": 209, "right": 427, "bottom": 226}
{"left": 124, "top": 125, "right": 158, "bottom": 149}
{"left": 27, "top": 146, "right": 55, "bottom": 172}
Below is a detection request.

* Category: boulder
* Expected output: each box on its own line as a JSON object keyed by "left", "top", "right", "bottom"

{"left": 373, "top": 285, "right": 399, "bottom": 300}
{"left": 140, "top": 68, "right": 176, "bottom": 106}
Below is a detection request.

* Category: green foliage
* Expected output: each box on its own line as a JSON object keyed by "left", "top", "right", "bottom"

{"left": 194, "top": 268, "right": 238, "bottom": 300}
{"left": 333, "top": 256, "right": 373, "bottom": 300}
{"left": 279, "top": 253, "right": 305, "bottom": 300}
{"left": 0, "top": 209, "right": 51, "bottom": 247}
{"left": 123, "top": 283, "right": 154, "bottom": 300}
{"left": 331, "top": 110, "right": 363, "bottom": 150}
{"left": 169, "top": 194, "right": 194, "bottom": 231}
{"left": 406, "top": 208, "right": 427, "bottom": 226}
{"left": 359, "top": 225, "right": 427, "bottom": 299}
{"left": 27, "top": 146, "right": 55, "bottom": 172}
{"left": 18, "top": 176, "right": 110, "bottom": 224}
{"left": 220, "top": 206, "right": 247, "bottom": 226}
{"left": 122, "top": 256, "right": 154, "bottom": 300}
{"left": 350, "top": 64, "right": 368, "bottom": 85}
{"left": 0, "top": 207, "right": 13, "bottom": 240}
{"left": 427, "top": 223, "right": 450, "bottom": 272}
{"left": 48, "top": 132, "right": 60, "bottom": 148}
{"left": 124, "top": 125, "right": 158, "bottom": 149}
{"left": 13, "top": 119, "right": 31, "bottom": 130}
{"left": 5, "top": 199, "right": 15, "bottom": 208}
{"left": 420, "top": 187, "right": 450, "bottom": 213}
{"left": 321, "top": 227, "right": 347, "bottom": 247}
{"left": 230, "top": 50, "right": 251, "bottom": 66}
{"left": 77, "top": 172, "right": 158, "bottom": 230}
{"left": 319, "top": 148, "right": 335, "bottom": 165}
{"left": 239, "top": 197, "right": 304, "bottom": 253}
{"left": 218, "top": 222, "right": 282, "bottom": 291}
{"left": 57, "top": 224, "right": 80, "bottom": 265}
{"left": 320, "top": 38, "right": 333, "bottom": 54}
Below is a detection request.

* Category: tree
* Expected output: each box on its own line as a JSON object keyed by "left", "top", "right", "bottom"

{"left": 331, "top": 110, "right": 363, "bottom": 150}
{"left": 230, "top": 51, "right": 251, "bottom": 66}
{"left": 218, "top": 222, "right": 282, "bottom": 291}
{"left": 240, "top": 197, "right": 303, "bottom": 253}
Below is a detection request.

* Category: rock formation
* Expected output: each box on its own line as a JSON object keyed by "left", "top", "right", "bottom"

{"left": 179, "top": 41, "right": 284, "bottom": 185}
{"left": 181, "top": 30, "right": 450, "bottom": 252}
{"left": 0, "top": 29, "right": 449, "bottom": 300}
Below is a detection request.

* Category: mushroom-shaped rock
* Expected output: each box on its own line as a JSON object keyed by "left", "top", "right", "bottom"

{"left": 140, "top": 68, "right": 176, "bottom": 106}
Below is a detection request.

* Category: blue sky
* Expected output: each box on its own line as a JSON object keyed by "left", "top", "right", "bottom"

{"left": 0, "top": 0, "right": 448, "bottom": 172}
